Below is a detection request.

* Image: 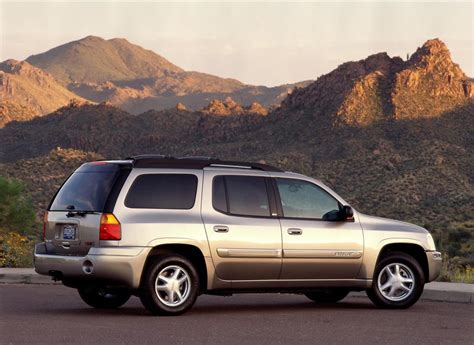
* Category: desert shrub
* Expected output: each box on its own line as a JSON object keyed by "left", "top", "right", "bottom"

{"left": 0, "top": 228, "right": 34, "bottom": 267}
{"left": 438, "top": 254, "right": 474, "bottom": 283}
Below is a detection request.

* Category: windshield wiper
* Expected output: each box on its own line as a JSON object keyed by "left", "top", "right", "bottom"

{"left": 66, "top": 210, "right": 98, "bottom": 217}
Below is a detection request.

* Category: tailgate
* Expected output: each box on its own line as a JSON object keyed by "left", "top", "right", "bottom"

{"left": 45, "top": 212, "right": 102, "bottom": 256}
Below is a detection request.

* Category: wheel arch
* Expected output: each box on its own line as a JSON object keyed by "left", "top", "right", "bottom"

{"left": 141, "top": 243, "right": 209, "bottom": 293}
{"left": 376, "top": 242, "right": 429, "bottom": 281}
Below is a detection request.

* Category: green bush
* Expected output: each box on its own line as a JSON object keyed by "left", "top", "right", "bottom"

{"left": 0, "top": 176, "right": 37, "bottom": 267}
{"left": 0, "top": 176, "right": 36, "bottom": 236}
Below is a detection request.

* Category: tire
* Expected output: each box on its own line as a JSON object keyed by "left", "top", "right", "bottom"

{"left": 366, "top": 251, "right": 425, "bottom": 309}
{"left": 139, "top": 254, "right": 200, "bottom": 316}
{"left": 78, "top": 287, "right": 131, "bottom": 309}
{"left": 304, "top": 288, "right": 350, "bottom": 303}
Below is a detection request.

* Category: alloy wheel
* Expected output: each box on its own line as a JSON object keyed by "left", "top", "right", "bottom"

{"left": 377, "top": 262, "right": 415, "bottom": 302}
{"left": 155, "top": 265, "right": 191, "bottom": 307}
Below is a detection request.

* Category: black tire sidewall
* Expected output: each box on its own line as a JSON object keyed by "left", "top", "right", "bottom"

{"left": 78, "top": 287, "right": 131, "bottom": 309}
{"left": 139, "top": 254, "right": 200, "bottom": 316}
{"left": 367, "top": 252, "right": 425, "bottom": 309}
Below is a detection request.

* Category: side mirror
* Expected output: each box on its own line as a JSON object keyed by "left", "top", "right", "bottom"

{"left": 341, "top": 205, "right": 354, "bottom": 221}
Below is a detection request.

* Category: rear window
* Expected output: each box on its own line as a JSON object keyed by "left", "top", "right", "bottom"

{"left": 50, "top": 171, "right": 118, "bottom": 212}
{"left": 125, "top": 174, "right": 198, "bottom": 209}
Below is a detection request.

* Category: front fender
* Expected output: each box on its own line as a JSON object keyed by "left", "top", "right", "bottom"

{"left": 358, "top": 235, "right": 429, "bottom": 280}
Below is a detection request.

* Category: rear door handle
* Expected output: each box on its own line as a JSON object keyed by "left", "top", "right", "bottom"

{"left": 214, "top": 225, "right": 229, "bottom": 233}
{"left": 287, "top": 228, "right": 303, "bottom": 235}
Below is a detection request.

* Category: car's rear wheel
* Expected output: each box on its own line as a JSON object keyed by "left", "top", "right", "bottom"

{"left": 139, "top": 254, "right": 200, "bottom": 316}
{"left": 304, "top": 288, "right": 350, "bottom": 303}
{"left": 366, "top": 251, "right": 425, "bottom": 309}
{"left": 78, "top": 287, "right": 131, "bottom": 309}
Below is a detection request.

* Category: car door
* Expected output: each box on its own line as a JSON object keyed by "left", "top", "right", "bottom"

{"left": 201, "top": 170, "right": 282, "bottom": 281}
{"left": 274, "top": 177, "right": 364, "bottom": 279}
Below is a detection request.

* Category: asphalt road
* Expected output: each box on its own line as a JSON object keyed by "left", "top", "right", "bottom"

{"left": 0, "top": 285, "right": 472, "bottom": 345}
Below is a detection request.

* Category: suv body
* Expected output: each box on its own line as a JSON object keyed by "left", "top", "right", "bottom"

{"left": 34, "top": 156, "right": 442, "bottom": 314}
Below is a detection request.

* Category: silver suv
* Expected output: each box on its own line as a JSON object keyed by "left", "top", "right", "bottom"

{"left": 34, "top": 155, "right": 442, "bottom": 315}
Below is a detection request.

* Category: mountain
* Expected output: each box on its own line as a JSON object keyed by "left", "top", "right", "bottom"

{"left": 25, "top": 36, "right": 311, "bottom": 113}
{"left": 26, "top": 36, "right": 183, "bottom": 84}
{"left": 0, "top": 59, "right": 86, "bottom": 126}
{"left": 280, "top": 39, "right": 473, "bottom": 126}
{"left": 0, "top": 38, "right": 472, "bottom": 264}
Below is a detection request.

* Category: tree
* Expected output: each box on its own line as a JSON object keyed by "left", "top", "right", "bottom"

{"left": 0, "top": 176, "right": 36, "bottom": 235}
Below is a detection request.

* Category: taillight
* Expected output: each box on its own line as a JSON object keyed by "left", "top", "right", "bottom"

{"left": 99, "top": 213, "right": 121, "bottom": 240}
{"left": 43, "top": 213, "right": 48, "bottom": 240}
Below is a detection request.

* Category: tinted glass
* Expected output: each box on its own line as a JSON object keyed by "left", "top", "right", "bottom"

{"left": 276, "top": 178, "right": 339, "bottom": 219}
{"left": 50, "top": 172, "right": 117, "bottom": 212}
{"left": 225, "top": 176, "right": 270, "bottom": 217}
{"left": 212, "top": 176, "right": 228, "bottom": 213}
{"left": 125, "top": 174, "right": 197, "bottom": 209}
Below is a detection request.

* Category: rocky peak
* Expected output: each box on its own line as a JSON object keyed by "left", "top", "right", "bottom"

{"left": 392, "top": 39, "right": 472, "bottom": 119}
{"left": 409, "top": 39, "right": 450, "bottom": 62}
{"left": 279, "top": 38, "right": 472, "bottom": 125}
{"left": 407, "top": 38, "right": 465, "bottom": 78}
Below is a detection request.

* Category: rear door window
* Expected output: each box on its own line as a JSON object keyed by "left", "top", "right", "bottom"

{"left": 212, "top": 175, "right": 270, "bottom": 217}
{"left": 125, "top": 174, "right": 198, "bottom": 209}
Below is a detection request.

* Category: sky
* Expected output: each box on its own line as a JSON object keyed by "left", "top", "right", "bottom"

{"left": 1, "top": 1, "right": 473, "bottom": 86}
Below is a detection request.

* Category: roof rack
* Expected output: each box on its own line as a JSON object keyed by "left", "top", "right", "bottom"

{"left": 127, "top": 155, "right": 282, "bottom": 172}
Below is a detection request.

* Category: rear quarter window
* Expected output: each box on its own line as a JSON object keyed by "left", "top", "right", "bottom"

{"left": 125, "top": 174, "right": 198, "bottom": 209}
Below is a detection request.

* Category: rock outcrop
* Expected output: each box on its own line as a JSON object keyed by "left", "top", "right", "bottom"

{"left": 200, "top": 97, "right": 268, "bottom": 116}
{"left": 280, "top": 39, "right": 473, "bottom": 126}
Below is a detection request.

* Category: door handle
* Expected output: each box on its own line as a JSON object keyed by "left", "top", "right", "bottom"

{"left": 214, "top": 225, "right": 229, "bottom": 233}
{"left": 287, "top": 228, "right": 303, "bottom": 235}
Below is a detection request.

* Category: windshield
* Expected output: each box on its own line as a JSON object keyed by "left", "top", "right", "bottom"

{"left": 49, "top": 171, "right": 117, "bottom": 212}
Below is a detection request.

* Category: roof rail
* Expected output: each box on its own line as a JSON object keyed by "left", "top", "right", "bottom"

{"left": 126, "top": 154, "right": 174, "bottom": 160}
{"left": 127, "top": 155, "right": 282, "bottom": 172}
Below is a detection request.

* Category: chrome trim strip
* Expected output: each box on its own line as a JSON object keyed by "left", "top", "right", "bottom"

{"left": 283, "top": 249, "right": 363, "bottom": 259}
{"left": 217, "top": 248, "right": 282, "bottom": 258}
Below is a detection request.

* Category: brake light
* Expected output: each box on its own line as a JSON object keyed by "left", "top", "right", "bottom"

{"left": 43, "top": 213, "right": 48, "bottom": 240}
{"left": 99, "top": 213, "right": 121, "bottom": 240}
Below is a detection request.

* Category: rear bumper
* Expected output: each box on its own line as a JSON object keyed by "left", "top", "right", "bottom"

{"left": 34, "top": 243, "right": 151, "bottom": 289}
{"left": 426, "top": 250, "right": 442, "bottom": 282}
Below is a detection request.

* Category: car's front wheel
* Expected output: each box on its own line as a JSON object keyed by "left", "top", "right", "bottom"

{"left": 304, "top": 288, "right": 350, "bottom": 303}
{"left": 366, "top": 251, "right": 425, "bottom": 309}
{"left": 78, "top": 287, "right": 131, "bottom": 309}
{"left": 139, "top": 254, "right": 200, "bottom": 316}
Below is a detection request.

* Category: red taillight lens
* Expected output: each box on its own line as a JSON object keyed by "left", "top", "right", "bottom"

{"left": 43, "top": 213, "right": 48, "bottom": 240}
{"left": 99, "top": 213, "right": 121, "bottom": 240}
